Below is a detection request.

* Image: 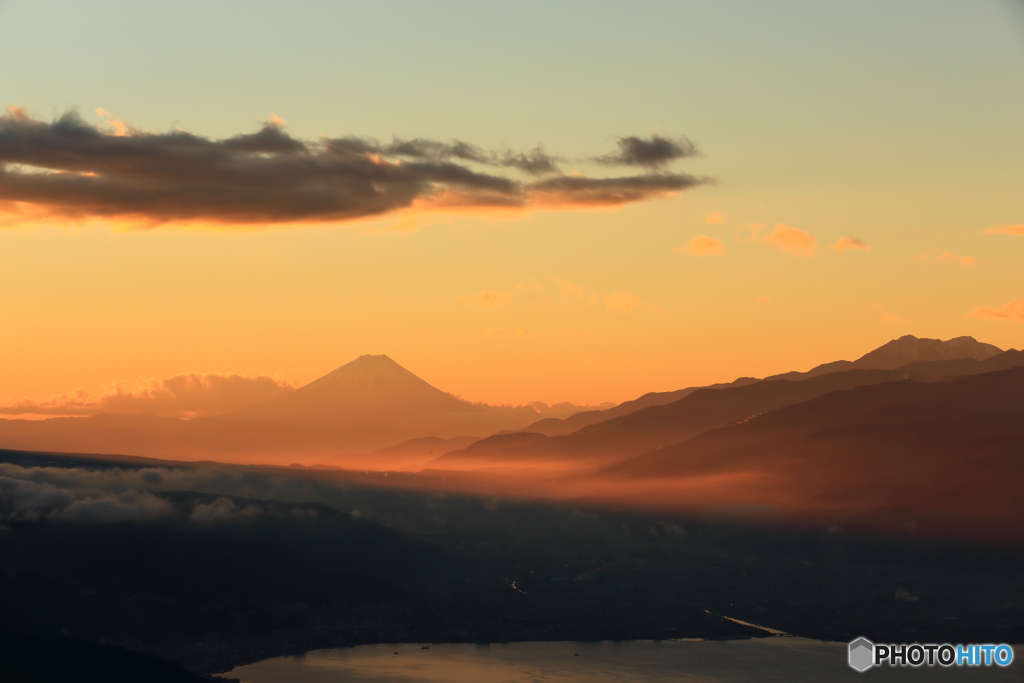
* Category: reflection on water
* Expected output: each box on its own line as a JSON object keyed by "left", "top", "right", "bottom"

{"left": 229, "top": 637, "right": 1019, "bottom": 683}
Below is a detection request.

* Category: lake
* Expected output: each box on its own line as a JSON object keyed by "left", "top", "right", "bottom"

{"left": 228, "top": 637, "right": 1019, "bottom": 682}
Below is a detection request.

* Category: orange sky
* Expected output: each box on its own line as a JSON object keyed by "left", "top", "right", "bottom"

{"left": 1, "top": 1, "right": 1022, "bottom": 409}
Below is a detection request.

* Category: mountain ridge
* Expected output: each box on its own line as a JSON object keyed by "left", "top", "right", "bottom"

{"left": 236, "top": 354, "right": 478, "bottom": 426}
{"left": 509, "top": 335, "right": 1003, "bottom": 437}
{"left": 425, "top": 347, "right": 1023, "bottom": 471}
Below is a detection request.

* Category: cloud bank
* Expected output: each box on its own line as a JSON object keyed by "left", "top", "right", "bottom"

{"left": 0, "top": 464, "right": 306, "bottom": 527}
{"left": 0, "top": 372, "right": 294, "bottom": 419}
{"left": 0, "top": 468, "right": 174, "bottom": 524}
{"left": 983, "top": 224, "right": 1024, "bottom": 236}
{"left": 970, "top": 299, "right": 1024, "bottom": 322}
{"left": 0, "top": 108, "right": 707, "bottom": 227}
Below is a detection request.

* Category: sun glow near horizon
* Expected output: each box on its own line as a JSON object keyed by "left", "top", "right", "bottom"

{"left": 1, "top": 1, "right": 1023, "bottom": 407}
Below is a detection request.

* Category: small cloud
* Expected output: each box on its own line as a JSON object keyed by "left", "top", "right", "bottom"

{"left": 915, "top": 250, "right": 976, "bottom": 266}
{"left": 593, "top": 134, "right": 699, "bottom": 168}
{"left": 514, "top": 278, "right": 543, "bottom": 298}
{"left": 755, "top": 295, "right": 771, "bottom": 303}
{"left": 704, "top": 212, "right": 725, "bottom": 224}
{"left": 459, "top": 290, "right": 512, "bottom": 307}
{"left": 882, "top": 314, "right": 907, "bottom": 324}
{"left": 736, "top": 222, "right": 816, "bottom": 255}
{"left": 516, "top": 329, "right": 533, "bottom": 338}
{"left": 604, "top": 292, "right": 659, "bottom": 312}
{"left": 829, "top": 236, "right": 871, "bottom": 252}
{"left": 5, "top": 105, "right": 29, "bottom": 121}
{"left": 970, "top": 299, "right": 1024, "bottom": 322}
{"left": 983, "top": 224, "right": 1024, "bottom": 236}
{"left": 677, "top": 235, "right": 725, "bottom": 256}
{"left": 763, "top": 223, "right": 817, "bottom": 256}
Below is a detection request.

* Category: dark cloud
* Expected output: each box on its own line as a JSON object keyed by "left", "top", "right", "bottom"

{"left": 381, "top": 138, "right": 489, "bottom": 164}
{"left": 222, "top": 121, "right": 308, "bottom": 154}
{"left": 382, "top": 139, "right": 559, "bottom": 175}
{"left": 594, "top": 135, "right": 699, "bottom": 168}
{"left": 0, "top": 108, "right": 706, "bottom": 226}
{"left": 530, "top": 173, "right": 705, "bottom": 205}
{"left": 500, "top": 146, "right": 561, "bottom": 176}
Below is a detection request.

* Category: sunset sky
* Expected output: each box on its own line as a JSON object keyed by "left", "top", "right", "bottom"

{"left": 2, "top": 0, "right": 1023, "bottom": 408}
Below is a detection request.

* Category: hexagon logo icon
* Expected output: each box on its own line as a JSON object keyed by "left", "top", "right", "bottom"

{"left": 849, "top": 637, "right": 874, "bottom": 672}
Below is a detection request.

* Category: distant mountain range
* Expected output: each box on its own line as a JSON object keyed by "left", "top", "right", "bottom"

{"left": 0, "top": 355, "right": 576, "bottom": 462}
{"left": 509, "top": 335, "right": 1004, "bottom": 437}
{"left": 763, "top": 334, "right": 1002, "bottom": 380}
{"left": 426, "top": 339, "right": 1022, "bottom": 471}
{"left": 0, "top": 336, "right": 1018, "bottom": 470}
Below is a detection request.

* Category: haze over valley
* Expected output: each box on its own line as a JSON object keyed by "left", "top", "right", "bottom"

{"left": 4, "top": 335, "right": 1023, "bottom": 539}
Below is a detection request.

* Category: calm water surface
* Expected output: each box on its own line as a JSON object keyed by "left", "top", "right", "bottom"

{"left": 228, "top": 637, "right": 1020, "bottom": 682}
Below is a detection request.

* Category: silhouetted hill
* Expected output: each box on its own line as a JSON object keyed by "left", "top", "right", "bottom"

{"left": 594, "top": 367, "right": 1024, "bottom": 537}
{"left": 426, "top": 370, "right": 902, "bottom": 469}
{"left": 766, "top": 334, "right": 1001, "bottom": 381}
{"left": 603, "top": 365, "right": 1024, "bottom": 476}
{"left": 3, "top": 447, "right": 1020, "bottom": 674}
{"left": 427, "top": 350, "right": 1024, "bottom": 471}
{"left": 512, "top": 336, "right": 1001, "bottom": 438}
{"left": 153, "top": 490, "right": 444, "bottom": 569}
{"left": 513, "top": 377, "right": 759, "bottom": 437}
{"left": 0, "top": 630, "right": 236, "bottom": 683}
{"left": 0, "top": 521, "right": 407, "bottom": 670}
